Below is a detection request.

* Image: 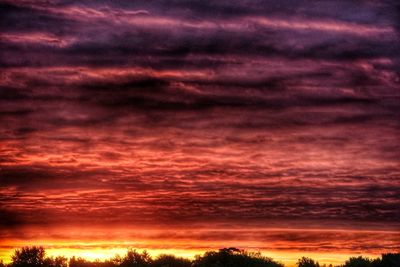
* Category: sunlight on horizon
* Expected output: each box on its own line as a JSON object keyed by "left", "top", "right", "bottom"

{"left": 0, "top": 243, "right": 382, "bottom": 267}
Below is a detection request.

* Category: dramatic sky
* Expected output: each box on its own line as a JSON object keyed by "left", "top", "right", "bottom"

{"left": 0, "top": 0, "right": 400, "bottom": 266}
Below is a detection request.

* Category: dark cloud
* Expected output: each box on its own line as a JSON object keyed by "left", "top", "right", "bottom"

{"left": 0, "top": 2, "right": 78, "bottom": 34}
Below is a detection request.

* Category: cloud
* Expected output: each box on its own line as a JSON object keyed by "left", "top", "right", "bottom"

{"left": 0, "top": 0, "right": 399, "bottom": 261}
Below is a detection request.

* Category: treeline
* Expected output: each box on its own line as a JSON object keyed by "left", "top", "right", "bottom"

{"left": 1, "top": 246, "right": 400, "bottom": 267}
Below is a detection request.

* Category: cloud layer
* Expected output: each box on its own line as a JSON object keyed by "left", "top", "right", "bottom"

{"left": 1, "top": 0, "right": 399, "bottom": 265}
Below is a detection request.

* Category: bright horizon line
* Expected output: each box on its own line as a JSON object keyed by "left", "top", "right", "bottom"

{"left": 1, "top": 225, "right": 397, "bottom": 266}
{"left": 0, "top": 244, "right": 391, "bottom": 267}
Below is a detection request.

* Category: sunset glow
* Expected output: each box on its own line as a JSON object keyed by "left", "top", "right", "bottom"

{"left": 0, "top": 0, "right": 399, "bottom": 266}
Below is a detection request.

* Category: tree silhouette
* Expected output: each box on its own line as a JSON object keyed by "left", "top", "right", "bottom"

{"left": 193, "top": 247, "right": 284, "bottom": 267}
{"left": 151, "top": 254, "right": 191, "bottom": 267}
{"left": 343, "top": 256, "right": 372, "bottom": 267}
{"left": 379, "top": 253, "right": 400, "bottom": 267}
{"left": 10, "top": 247, "right": 68, "bottom": 267}
{"left": 47, "top": 256, "right": 68, "bottom": 267}
{"left": 297, "top": 257, "right": 320, "bottom": 267}
{"left": 11, "top": 246, "right": 46, "bottom": 267}
{"left": 120, "top": 249, "right": 152, "bottom": 267}
{"left": 69, "top": 257, "right": 92, "bottom": 267}
{"left": 4, "top": 246, "right": 400, "bottom": 267}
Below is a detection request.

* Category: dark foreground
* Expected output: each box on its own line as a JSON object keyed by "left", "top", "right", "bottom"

{"left": 2, "top": 247, "right": 400, "bottom": 267}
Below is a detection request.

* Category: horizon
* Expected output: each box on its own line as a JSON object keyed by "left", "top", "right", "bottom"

{"left": 0, "top": 0, "right": 399, "bottom": 266}
{"left": 2, "top": 246, "right": 399, "bottom": 267}
{"left": 1, "top": 222, "right": 399, "bottom": 266}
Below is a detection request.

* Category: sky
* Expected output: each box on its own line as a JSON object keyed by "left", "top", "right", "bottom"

{"left": 0, "top": 0, "right": 400, "bottom": 266}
